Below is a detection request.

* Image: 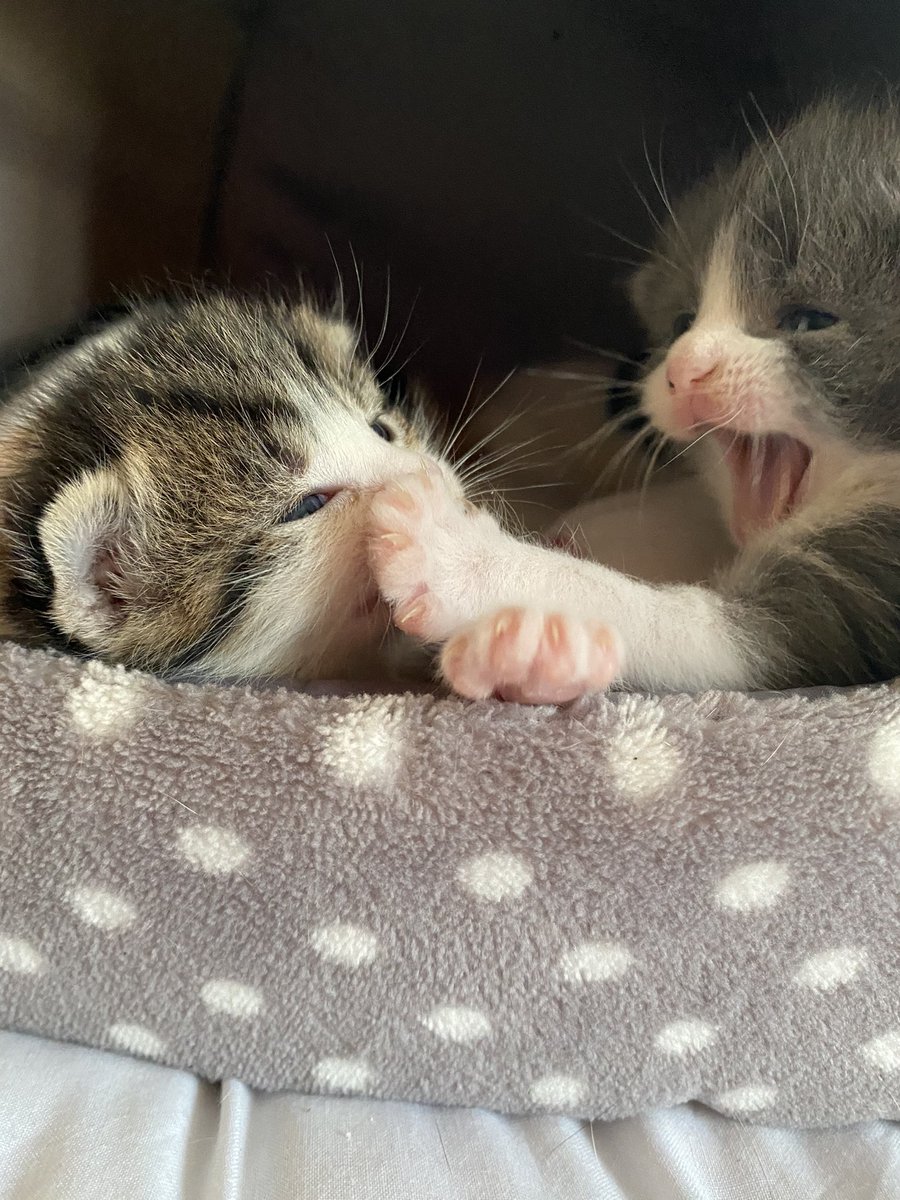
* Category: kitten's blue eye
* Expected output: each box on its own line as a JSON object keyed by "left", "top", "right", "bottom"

{"left": 280, "top": 492, "right": 330, "bottom": 522}
{"left": 672, "top": 311, "right": 695, "bottom": 339}
{"left": 777, "top": 306, "right": 839, "bottom": 334}
{"left": 371, "top": 420, "right": 394, "bottom": 442}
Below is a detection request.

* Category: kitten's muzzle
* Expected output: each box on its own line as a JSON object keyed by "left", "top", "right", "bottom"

{"left": 665, "top": 351, "right": 726, "bottom": 432}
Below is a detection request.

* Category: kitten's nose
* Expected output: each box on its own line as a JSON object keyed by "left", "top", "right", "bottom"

{"left": 664, "top": 347, "right": 726, "bottom": 430}
{"left": 665, "top": 353, "right": 720, "bottom": 394}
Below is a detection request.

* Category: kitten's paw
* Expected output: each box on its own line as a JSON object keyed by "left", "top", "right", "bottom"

{"left": 440, "top": 606, "right": 620, "bottom": 704}
{"left": 369, "top": 468, "right": 501, "bottom": 641}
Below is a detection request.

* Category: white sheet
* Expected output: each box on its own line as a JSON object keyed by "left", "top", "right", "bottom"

{"left": 1, "top": 1030, "right": 898, "bottom": 1199}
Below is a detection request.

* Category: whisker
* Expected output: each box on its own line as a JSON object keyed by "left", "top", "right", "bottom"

{"left": 749, "top": 92, "right": 804, "bottom": 256}
{"left": 364, "top": 263, "right": 392, "bottom": 369}
{"left": 740, "top": 102, "right": 788, "bottom": 257}
{"left": 376, "top": 287, "right": 422, "bottom": 380}
{"left": 563, "top": 339, "right": 643, "bottom": 368}
{"left": 586, "top": 215, "right": 680, "bottom": 276}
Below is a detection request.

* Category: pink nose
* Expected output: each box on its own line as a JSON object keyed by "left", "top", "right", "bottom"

{"left": 664, "top": 350, "right": 724, "bottom": 430}
{"left": 665, "top": 353, "right": 720, "bottom": 394}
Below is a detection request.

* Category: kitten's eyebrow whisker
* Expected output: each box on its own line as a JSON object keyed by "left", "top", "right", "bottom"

{"left": 342, "top": 239, "right": 366, "bottom": 359}
{"left": 365, "top": 262, "right": 393, "bottom": 370}
{"left": 323, "top": 233, "right": 346, "bottom": 323}
{"left": 740, "top": 101, "right": 789, "bottom": 260}
{"left": 749, "top": 92, "right": 805, "bottom": 258}
{"left": 642, "top": 126, "right": 690, "bottom": 261}
{"left": 376, "top": 288, "right": 422, "bottom": 383}
{"left": 586, "top": 215, "right": 681, "bottom": 277}
{"left": 623, "top": 159, "right": 669, "bottom": 246}
{"left": 742, "top": 205, "right": 783, "bottom": 261}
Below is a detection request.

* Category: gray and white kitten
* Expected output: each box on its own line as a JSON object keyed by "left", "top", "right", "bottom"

{"left": 367, "top": 98, "right": 900, "bottom": 699}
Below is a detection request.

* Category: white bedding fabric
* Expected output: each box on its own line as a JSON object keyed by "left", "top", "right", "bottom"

{"left": 1, "top": 1032, "right": 898, "bottom": 1199}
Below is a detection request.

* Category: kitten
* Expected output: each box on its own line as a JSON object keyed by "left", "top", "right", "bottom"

{"left": 369, "top": 98, "right": 900, "bottom": 700}
{"left": 0, "top": 292, "right": 458, "bottom": 684}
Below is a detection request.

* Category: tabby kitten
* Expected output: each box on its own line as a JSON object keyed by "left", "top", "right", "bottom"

{"left": 0, "top": 293, "right": 457, "bottom": 683}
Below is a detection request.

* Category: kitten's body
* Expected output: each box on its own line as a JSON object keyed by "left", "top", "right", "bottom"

{"left": 0, "top": 293, "right": 455, "bottom": 684}
{"left": 370, "top": 99, "right": 900, "bottom": 699}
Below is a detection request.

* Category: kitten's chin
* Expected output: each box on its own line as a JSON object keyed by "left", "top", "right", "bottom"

{"left": 715, "top": 431, "right": 811, "bottom": 545}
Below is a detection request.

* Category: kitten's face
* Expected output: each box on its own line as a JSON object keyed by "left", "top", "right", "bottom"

{"left": 632, "top": 100, "right": 900, "bottom": 543}
{"left": 0, "top": 294, "right": 455, "bottom": 680}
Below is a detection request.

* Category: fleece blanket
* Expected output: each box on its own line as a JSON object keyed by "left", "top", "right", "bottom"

{"left": 1, "top": 641, "right": 900, "bottom": 1128}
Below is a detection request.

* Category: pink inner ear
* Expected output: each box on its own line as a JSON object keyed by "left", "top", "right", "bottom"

{"left": 91, "top": 546, "right": 128, "bottom": 610}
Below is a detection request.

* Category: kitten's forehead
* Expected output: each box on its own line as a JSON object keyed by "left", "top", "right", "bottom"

{"left": 120, "top": 297, "right": 362, "bottom": 399}
{"left": 697, "top": 223, "right": 742, "bottom": 324}
{"left": 729, "top": 102, "right": 900, "bottom": 279}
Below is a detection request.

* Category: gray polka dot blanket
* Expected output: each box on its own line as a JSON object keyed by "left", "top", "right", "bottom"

{"left": 2, "top": 640, "right": 900, "bottom": 1128}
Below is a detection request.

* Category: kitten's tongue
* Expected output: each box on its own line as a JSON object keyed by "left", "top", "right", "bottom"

{"left": 718, "top": 433, "right": 811, "bottom": 544}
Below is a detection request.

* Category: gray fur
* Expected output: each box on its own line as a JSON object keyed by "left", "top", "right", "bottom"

{"left": 633, "top": 97, "right": 900, "bottom": 450}
{"left": 633, "top": 98, "right": 900, "bottom": 688}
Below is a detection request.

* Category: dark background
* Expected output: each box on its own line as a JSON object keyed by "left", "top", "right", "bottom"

{"left": 209, "top": 0, "right": 900, "bottom": 410}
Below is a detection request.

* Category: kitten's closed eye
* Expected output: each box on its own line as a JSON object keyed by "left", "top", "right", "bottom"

{"left": 777, "top": 306, "right": 839, "bottom": 334}
{"left": 371, "top": 420, "right": 394, "bottom": 442}
{"left": 280, "top": 492, "right": 331, "bottom": 522}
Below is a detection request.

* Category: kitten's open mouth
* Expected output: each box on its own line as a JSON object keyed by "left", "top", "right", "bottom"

{"left": 714, "top": 431, "right": 812, "bottom": 544}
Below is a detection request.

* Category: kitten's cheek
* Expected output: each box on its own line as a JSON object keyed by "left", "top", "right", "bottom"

{"left": 638, "top": 368, "right": 675, "bottom": 434}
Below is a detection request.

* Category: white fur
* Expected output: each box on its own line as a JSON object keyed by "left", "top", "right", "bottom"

{"left": 39, "top": 468, "right": 127, "bottom": 647}
{"left": 372, "top": 476, "right": 755, "bottom": 691}
{"left": 641, "top": 231, "right": 798, "bottom": 443}
{"left": 199, "top": 406, "right": 452, "bottom": 680}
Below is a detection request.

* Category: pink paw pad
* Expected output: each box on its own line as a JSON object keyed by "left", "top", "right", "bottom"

{"left": 440, "top": 606, "right": 620, "bottom": 705}
{"left": 368, "top": 469, "right": 474, "bottom": 642}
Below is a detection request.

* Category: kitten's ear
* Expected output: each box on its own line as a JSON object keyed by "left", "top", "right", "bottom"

{"left": 319, "top": 316, "right": 357, "bottom": 361}
{"left": 627, "top": 259, "right": 658, "bottom": 326}
{"left": 291, "top": 303, "right": 359, "bottom": 367}
{"left": 39, "top": 469, "right": 140, "bottom": 650}
{"left": 626, "top": 258, "right": 680, "bottom": 347}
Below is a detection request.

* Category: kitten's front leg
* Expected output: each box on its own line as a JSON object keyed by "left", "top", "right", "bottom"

{"left": 370, "top": 470, "right": 757, "bottom": 695}
{"left": 368, "top": 470, "right": 619, "bottom": 700}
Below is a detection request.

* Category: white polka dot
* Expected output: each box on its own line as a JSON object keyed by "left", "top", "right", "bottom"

{"left": 559, "top": 940, "right": 633, "bottom": 983}
{"left": 177, "top": 825, "right": 250, "bottom": 875}
{"left": 713, "top": 861, "right": 789, "bottom": 911}
{"left": 313, "top": 1056, "right": 374, "bottom": 1093}
{"left": 310, "top": 922, "right": 380, "bottom": 967}
{"left": 655, "top": 1019, "right": 718, "bottom": 1056}
{"left": 457, "top": 851, "right": 533, "bottom": 901}
{"left": 200, "top": 979, "right": 263, "bottom": 1018}
{"left": 108, "top": 1022, "right": 166, "bottom": 1058}
{"left": 715, "top": 1085, "right": 778, "bottom": 1114}
{"left": 868, "top": 718, "right": 900, "bottom": 797}
{"left": 422, "top": 1005, "right": 492, "bottom": 1043}
{"left": 607, "top": 698, "right": 682, "bottom": 800}
{"left": 794, "top": 947, "right": 868, "bottom": 991}
{"left": 529, "top": 1074, "right": 588, "bottom": 1109}
{"left": 861, "top": 1030, "right": 900, "bottom": 1072}
{"left": 0, "top": 935, "right": 44, "bottom": 975}
{"left": 319, "top": 701, "right": 405, "bottom": 789}
{"left": 67, "top": 673, "right": 143, "bottom": 737}
{"left": 67, "top": 886, "right": 136, "bottom": 931}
